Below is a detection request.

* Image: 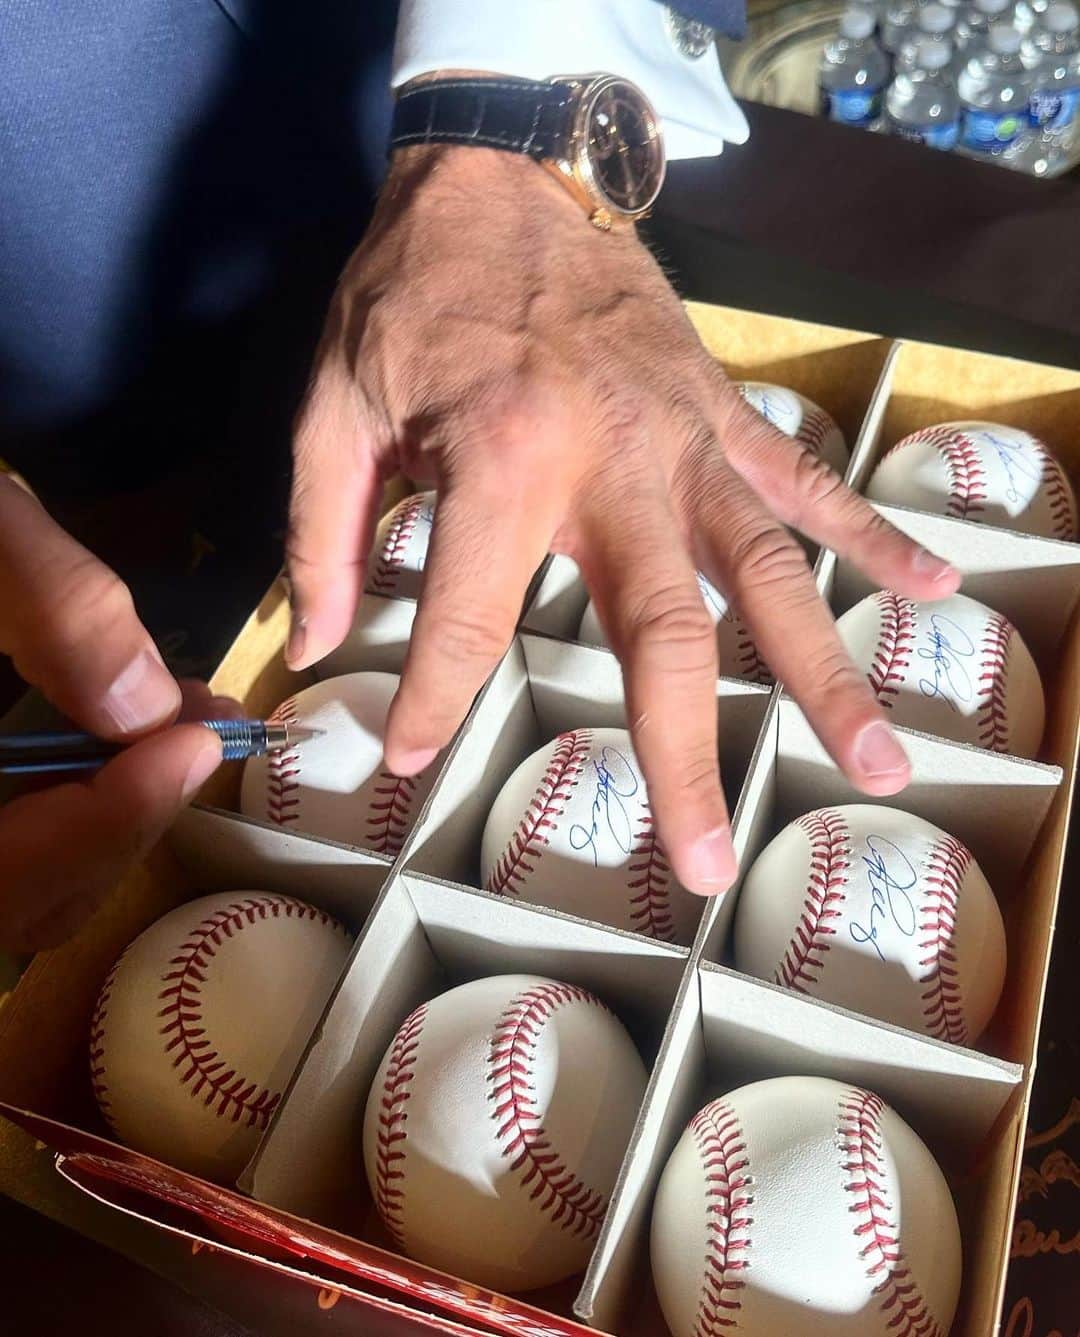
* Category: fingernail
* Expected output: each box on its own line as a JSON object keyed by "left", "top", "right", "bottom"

{"left": 913, "top": 548, "right": 959, "bottom": 586}
{"left": 855, "top": 720, "right": 910, "bottom": 779}
{"left": 285, "top": 614, "right": 307, "bottom": 668}
{"left": 684, "top": 826, "right": 737, "bottom": 895}
{"left": 392, "top": 746, "right": 439, "bottom": 776}
{"left": 103, "top": 650, "right": 180, "bottom": 733}
{"left": 183, "top": 735, "right": 223, "bottom": 801}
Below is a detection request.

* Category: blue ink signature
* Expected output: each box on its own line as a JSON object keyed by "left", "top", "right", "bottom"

{"left": 849, "top": 836, "right": 918, "bottom": 962}
{"left": 917, "top": 613, "right": 975, "bottom": 708}
{"left": 982, "top": 430, "right": 1041, "bottom": 508}
{"left": 569, "top": 747, "right": 640, "bottom": 865}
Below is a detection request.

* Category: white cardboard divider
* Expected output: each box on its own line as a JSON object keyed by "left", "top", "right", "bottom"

{"left": 834, "top": 503, "right": 1080, "bottom": 661}
{"left": 170, "top": 806, "right": 392, "bottom": 932}
{"left": 244, "top": 870, "right": 688, "bottom": 1236}
{"left": 579, "top": 958, "right": 1021, "bottom": 1334}
{"left": 403, "top": 634, "right": 769, "bottom": 919}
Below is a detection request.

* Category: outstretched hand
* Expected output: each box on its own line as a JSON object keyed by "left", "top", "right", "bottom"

{"left": 287, "top": 144, "right": 960, "bottom": 895}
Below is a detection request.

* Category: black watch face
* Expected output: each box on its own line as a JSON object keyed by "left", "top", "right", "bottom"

{"left": 581, "top": 79, "right": 665, "bottom": 215}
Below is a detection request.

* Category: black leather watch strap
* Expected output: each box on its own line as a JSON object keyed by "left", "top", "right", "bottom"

{"left": 390, "top": 78, "right": 575, "bottom": 158}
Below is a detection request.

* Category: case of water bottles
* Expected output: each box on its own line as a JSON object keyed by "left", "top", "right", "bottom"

{"left": 818, "top": 0, "right": 1080, "bottom": 174}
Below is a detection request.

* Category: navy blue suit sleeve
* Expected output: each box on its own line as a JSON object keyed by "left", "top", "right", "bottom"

{"left": 661, "top": 0, "right": 746, "bottom": 41}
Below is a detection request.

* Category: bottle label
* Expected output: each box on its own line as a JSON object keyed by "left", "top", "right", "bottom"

{"left": 960, "top": 107, "right": 1026, "bottom": 150}
{"left": 1029, "top": 86, "right": 1080, "bottom": 130}
{"left": 888, "top": 116, "right": 961, "bottom": 148}
{"left": 820, "top": 85, "right": 883, "bottom": 127}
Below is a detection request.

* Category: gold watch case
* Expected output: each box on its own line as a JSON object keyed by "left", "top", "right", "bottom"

{"left": 544, "top": 75, "right": 667, "bottom": 230}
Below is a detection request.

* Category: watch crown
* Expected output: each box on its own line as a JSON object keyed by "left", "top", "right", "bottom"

{"left": 589, "top": 207, "right": 614, "bottom": 232}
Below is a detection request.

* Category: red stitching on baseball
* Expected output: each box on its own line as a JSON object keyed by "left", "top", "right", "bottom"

{"left": 734, "top": 620, "right": 771, "bottom": 686}
{"left": 797, "top": 404, "right": 836, "bottom": 459}
{"left": 900, "top": 426, "right": 988, "bottom": 522}
{"left": 867, "top": 592, "right": 916, "bottom": 706}
{"left": 156, "top": 896, "right": 343, "bottom": 1127}
{"left": 370, "top": 494, "right": 428, "bottom": 594}
{"left": 775, "top": 810, "right": 852, "bottom": 992}
{"left": 488, "top": 982, "right": 609, "bottom": 1237}
{"left": 976, "top": 612, "right": 1013, "bottom": 753}
{"left": 366, "top": 771, "right": 418, "bottom": 856}
{"left": 839, "top": 1089, "right": 944, "bottom": 1337}
{"left": 485, "top": 731, "right": 593, "bottom": 897}
{"left": 89, "top": 955, "right": 125, "bottom": 1127}
{"left": 627, "top": 813, "right": 677, "bottom": 941}
{"left": 374, "top": 1002, "right": 427, "bottom": 1247}
{"left": 266, "top": 697, "right": 301, "bottom": 826}
{"left": 919, "top": 836, "right": 970, "bottom": 1046}
{"left": 1030, "top": 438, "right": 1078, "bottom": 540}
{"left": 690, "top": 1101, "right": 753, "bottom": 1337}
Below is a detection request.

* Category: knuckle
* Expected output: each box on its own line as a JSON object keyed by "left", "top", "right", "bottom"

{"left": 728, "top": 526, "right": 809, "bottom": 593}
{"left": 32, "top": 557, "right": 137, "bottom": 653}
{"left": 423, "top": 608, "right": 511, "bottom": 670}
{"left": 624, "top": 585, "right": 717, "bottom": 672}
{"left": 801, "top": 644, "right": 870, "bottom": 704}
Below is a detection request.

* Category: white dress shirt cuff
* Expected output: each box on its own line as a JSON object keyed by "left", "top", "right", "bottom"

{"left": 391, "top": 1, "right": 749, "bottom": 160}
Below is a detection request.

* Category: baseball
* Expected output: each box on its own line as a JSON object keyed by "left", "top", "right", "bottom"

{"left": 90, "top": 892, "right": 352, "bottom": 1182}
{"left": 651, "top": 1075, "right": 962, "bottom": 1337}
{"left": 366, "top": 490, "right": 436, "bottom": 598}
{"left": 481, "top": 728, "right": 702, "bottom": 944}
{"left": 738, "top": 381, "right": 849, "bottom": 474}
{"left": 362, "top": 974, "right": 648, "bottom": 1293}
{"left": 579, "top": 575, "right": 772, "bottom": 686}
{"left": 241, "top": 672, "right": 438, "bottom": 855}
{"left": 733, "top": 804, "right": 1006, "bottom": 1044}
{"left": 866, "top": 422, "right": 1078, "bottom": 541}
{"left": 836, "top": 590, "right": 1045, "bottom": 757}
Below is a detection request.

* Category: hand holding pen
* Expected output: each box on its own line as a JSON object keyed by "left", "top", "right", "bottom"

{"left": 0, "top": 476, "right": 250, "bottom": 954}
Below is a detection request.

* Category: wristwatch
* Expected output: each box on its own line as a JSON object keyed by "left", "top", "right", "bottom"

{"left": 390, "top": 74, "right": 666, "bottom": 232}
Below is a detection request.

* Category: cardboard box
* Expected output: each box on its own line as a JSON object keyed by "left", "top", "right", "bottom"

{"left": 1, "top": 303, "right": 1077, "bottom": 1337}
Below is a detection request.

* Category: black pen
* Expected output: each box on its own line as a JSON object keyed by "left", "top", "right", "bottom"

{"left": 0, "top": 719, "right": 318, "bottom": 776}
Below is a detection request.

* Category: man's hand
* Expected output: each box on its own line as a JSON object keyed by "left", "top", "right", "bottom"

{"left": 287, "top": 145, "right": 960, "bottom": 895}
{"left": 0, "top": 477, "right": 228, "bottom": 951}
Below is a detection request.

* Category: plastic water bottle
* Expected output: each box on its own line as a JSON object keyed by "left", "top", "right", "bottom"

{"left": 882, "top": 0, "right": 920, "bottom": 55}
{"left": 1025, "top": 2, "right": 1080, "bottom": 127}
{"left": 958, "top": 22, "right": 1035, "bottom": 151}
{"left": 1010, "top": 1, "right": 1080, "bottom": 167}
{"left": 820, "top": 9, "right": 891, "bottom": 126}
{"left": 1015, "top": 0, "right": 1051, "bottom": 32}
{"left": 956, "top": 0, "right": 1018, "bottom": 51}
{"left": 886, "top": 36, "right": 964, "bottom": 143}
{"left": 896, "top": 4, "right": 960, "bottom": 70}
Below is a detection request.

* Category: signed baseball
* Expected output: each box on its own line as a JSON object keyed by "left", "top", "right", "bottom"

{"left": 651, "top": 1076, "right": 961, "bottom": 1337}
{"left": 366, "top": 490, "right": 436, "bottom": 598}
{"left": 90, "top": 892, "right": 352, "bottom": 1182}
{"left": 836, "top": 590, "right": 1045, "bottom": 757}
{"left": 738, "top": 382, "right": 849, "bottom": 474}
{"left": 734, "top": 805, "right": 1006, "bottom": 1044}
{"left": 481, "top": 728, "right": 702, "bottom": 943}
{"left": 241, "top": 672, "right": 438, "bottom": 854}
{"left": 866, "top": 422, "right": 1078, "bottom": 541}
{"left": 362, "top": 974, "right": 648, "bottom": 1293}
{"left": 579, "top": 575, "right": 772, "bottom": 686}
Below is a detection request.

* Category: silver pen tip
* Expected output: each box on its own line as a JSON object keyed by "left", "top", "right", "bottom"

{"left": 283, "top": 724, "right": 323, "bottom": 744}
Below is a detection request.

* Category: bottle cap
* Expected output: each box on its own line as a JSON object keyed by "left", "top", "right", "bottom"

{"left": 918, "top": 34, "right": 955, "bottom": 64}
{"left": 840, "top": 7, "right": 877, "bottom": 37}
{"left": 976, "top": 0, "right": 1010, "bottom": 13}
{"left": 1046, "top": 2, "right": 1080, "bottom": 32}
{"left": 989, "top": 21, "right": 1023, "bottom": 50}
{"left": 919, "top": 3, "right": 956, "bottom": 29}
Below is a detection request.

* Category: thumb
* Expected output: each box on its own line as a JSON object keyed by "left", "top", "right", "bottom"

{"left": 0, "top": 477, "right": 180, "bottom": 738}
